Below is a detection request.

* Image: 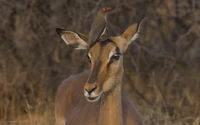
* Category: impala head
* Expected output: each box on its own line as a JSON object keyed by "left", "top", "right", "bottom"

{"left": 56, "top": 21, "right": 142, "bottom": 102}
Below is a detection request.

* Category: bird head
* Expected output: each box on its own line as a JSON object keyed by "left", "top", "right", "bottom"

{"left": 98, "top": 7, "right": 111, "bottom": 15}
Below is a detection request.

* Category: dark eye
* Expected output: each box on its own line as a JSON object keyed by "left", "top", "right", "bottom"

{"left": 110, "top": 53, "right": 121, "bottom": 60}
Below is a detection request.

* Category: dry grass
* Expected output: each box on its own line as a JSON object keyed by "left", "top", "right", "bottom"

{"left": 0, "top": 0, "right": 200, "bottom": 125}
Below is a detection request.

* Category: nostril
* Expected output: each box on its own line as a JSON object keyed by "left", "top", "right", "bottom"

{"left": 85, "top": 88, "right": 90, "bottom": 93}
{"left": 85, "top": 84, "right": 97, "bottom": 95}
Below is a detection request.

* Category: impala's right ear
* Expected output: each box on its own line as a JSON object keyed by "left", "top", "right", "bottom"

{"left": 56, "top": 28, "right": 88, "bottom": 50}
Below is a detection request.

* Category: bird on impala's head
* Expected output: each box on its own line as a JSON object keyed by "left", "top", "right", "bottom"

{"left": 87, "top": 7, "right": 111, "bottom": 50}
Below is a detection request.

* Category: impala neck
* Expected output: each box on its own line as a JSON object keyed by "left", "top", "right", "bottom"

{"left": 99, "top": 77, "right": 123, "bottom": 125}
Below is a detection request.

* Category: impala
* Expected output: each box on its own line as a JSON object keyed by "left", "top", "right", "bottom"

{"left": 55, "top": 20, "right": 143, "bottom": 125}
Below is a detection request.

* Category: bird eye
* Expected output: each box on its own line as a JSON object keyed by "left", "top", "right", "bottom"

{"left": 110, "top": 53, "right": 121, "bottom": 60}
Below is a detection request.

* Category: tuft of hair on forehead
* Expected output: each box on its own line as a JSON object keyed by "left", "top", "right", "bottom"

{"left": 100, "top": 38, "right": 114, "bottom": 46}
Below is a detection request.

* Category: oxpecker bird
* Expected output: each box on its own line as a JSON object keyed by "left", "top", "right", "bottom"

{"left": 88, "top": 7, "right": 111, "bottom": 49}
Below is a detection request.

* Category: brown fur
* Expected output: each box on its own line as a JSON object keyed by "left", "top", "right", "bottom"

{"left": 55, "top": 71, "right": 143, "bottom": 125}
{"left": 55, "top": 22, "right": 143, "bottom": 125}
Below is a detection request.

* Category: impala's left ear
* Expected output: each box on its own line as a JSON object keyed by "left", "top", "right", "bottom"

{"left": 120, "top": 18, "right": 144, "bottom": 52}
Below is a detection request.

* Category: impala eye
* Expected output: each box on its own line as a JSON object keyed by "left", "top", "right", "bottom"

{"left": 110, "top": 53, "right": 121, "bottom": 60}
{"left": 107, "top": 53, "right": 121, "bottom": 68}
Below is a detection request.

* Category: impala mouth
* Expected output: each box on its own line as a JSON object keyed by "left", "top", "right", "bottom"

{"left": 86, "top": 95, "right": 101, "bottom": 102}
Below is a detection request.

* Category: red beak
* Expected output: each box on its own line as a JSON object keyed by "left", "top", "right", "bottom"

{"left": 106, "top": 7, "right": 111, "bottom": 11}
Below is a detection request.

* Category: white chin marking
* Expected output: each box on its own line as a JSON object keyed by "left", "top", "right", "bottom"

{"left": 86, "top": 95, "right": 101, "bottom": 102}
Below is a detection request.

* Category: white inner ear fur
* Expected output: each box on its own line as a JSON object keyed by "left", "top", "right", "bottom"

{"left": 75, "top": 38, "right": 88, "bottom": 50}
{"left": 61, "top": 35, "right": 70, "bottom": 45}
{"left": 108, "top": 51, "right": 114, "bottom": 62}
{"left": 127, "top": 19, "right": 144, "bottom": 45}
{"left": 131, "top": 33, "right": 139, "bottom": 42}
{"left": 61, "top": 31, "right": 88, "bottom": 50}
{"left": 128, "top": 33, "right": 139, "bottom": 45}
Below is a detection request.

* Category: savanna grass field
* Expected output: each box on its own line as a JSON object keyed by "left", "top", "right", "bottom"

{"left": 0, "top": 0, "right": 200, "bottom": 125}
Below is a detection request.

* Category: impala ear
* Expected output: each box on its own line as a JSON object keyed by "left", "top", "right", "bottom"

{"left": 56, "top": 28, "right": 88, "bottom": 50}
{"left": 120, "top": 18, "right": 144, "bottom": 51}
{"left": 121, "top": 23, "right": 139, "bottom": 43}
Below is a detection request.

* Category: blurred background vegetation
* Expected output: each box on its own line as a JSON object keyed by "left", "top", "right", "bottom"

{"left": 0, "top": 0, "right": 200, "bottom": 125}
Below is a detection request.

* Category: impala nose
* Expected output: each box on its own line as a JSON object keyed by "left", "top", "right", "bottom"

{"left": 85, "top": 84, "right": 97, "bottom": 95}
